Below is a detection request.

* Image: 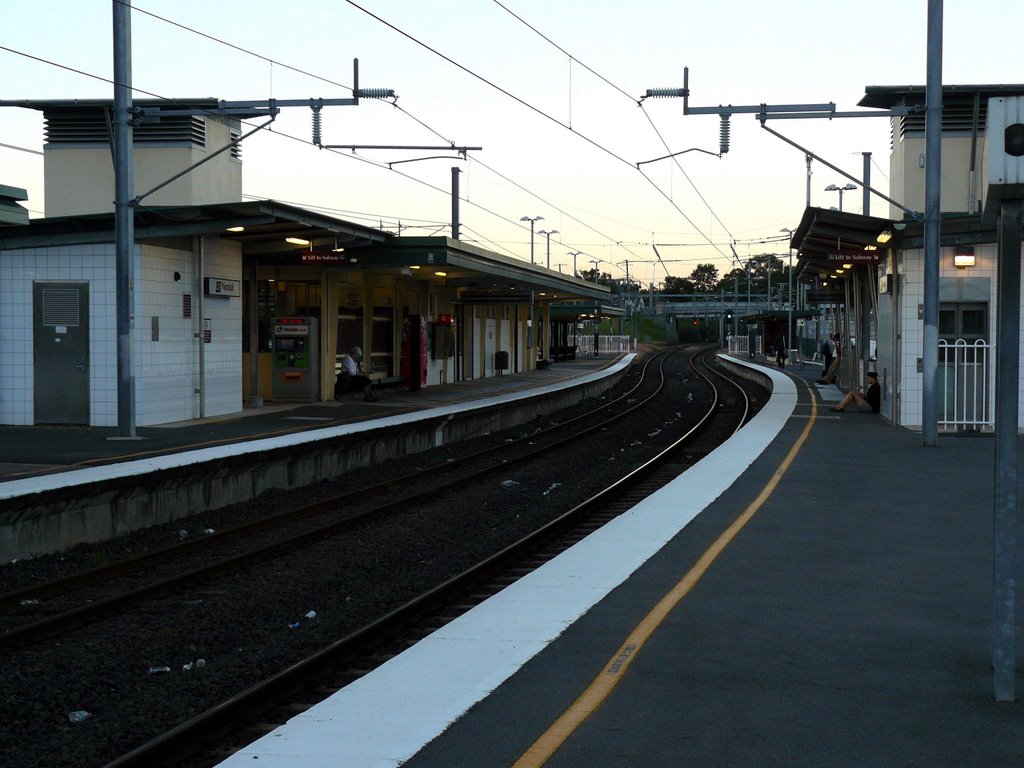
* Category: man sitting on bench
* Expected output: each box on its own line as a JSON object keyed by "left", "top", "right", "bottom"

{"left": 336, "top": 346, "right": 377, "bottom": 402}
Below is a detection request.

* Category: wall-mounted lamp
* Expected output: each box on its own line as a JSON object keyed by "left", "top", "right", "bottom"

{"left": 954, "top": 246, "right": 975, "bottom": 269}
{"left": 876, "top": 230, "right": 893, "bottom": 244}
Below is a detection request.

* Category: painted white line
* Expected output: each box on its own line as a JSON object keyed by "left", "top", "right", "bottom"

{"left": 214, "top": 360, "right": 796, "bottom": 768}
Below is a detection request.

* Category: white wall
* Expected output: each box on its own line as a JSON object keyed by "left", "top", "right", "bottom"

{"left": 0, "top": 244, "right": 116, "bottom": 426}
{"left": 0, "top": 238, "right": 242, "bottom": 427}
{"left": 134, "top": 239, "right": 242, "bottom": 425}
{"left": 895, "top": 243, "right": 1007, "bottom": 428}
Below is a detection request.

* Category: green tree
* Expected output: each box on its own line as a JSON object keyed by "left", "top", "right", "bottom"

{"left": 661, "top": 275, "right": 695, "bottom": 295}
{"left": 688, "top": 263, "right": 720, "bottom": 292}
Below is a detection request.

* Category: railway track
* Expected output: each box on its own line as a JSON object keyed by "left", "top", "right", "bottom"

{"left": 0, "top": 351, "right": 674, "bottom": 646}
{"left": 0, "top": 346, "right": 766, "bottom": 768}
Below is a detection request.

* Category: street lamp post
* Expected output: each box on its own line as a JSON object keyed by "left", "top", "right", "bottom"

{"left": 589, "top": 258, "right": 600, "bottom": 281}
{"left": 520, "top": 216, "right": 544, "bottom": 264}
{"left": 537, "top": 229, "right": 559, "bottom": 269}
{"left": 824, "top": 182, "right": 857, "bottom": 212}
{"left": 567, "top": 251, "right": 582, "bottom": 276}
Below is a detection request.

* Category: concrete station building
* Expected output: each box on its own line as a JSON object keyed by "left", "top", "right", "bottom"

{"left": 791, "top": 83, "right": 1024, "bottom": 431}
{"left": 0, "top": 100, "right": 610, "bottom": 427}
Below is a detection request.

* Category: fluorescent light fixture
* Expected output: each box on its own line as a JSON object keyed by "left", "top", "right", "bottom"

{"left": 225, "top": 226, "right": 245, "bottom": 232}
{"left": 285, "top": 237, "right": 310, "bottom": 245}
{"left": 434, "top": 271, "right": 447, "bottom": 277}
{"left": 954, "top": 247, "right": 975, "bottom": 268}
{"left": 410, "top": 265, "right": 421, "bottom": 269}
{"left": 876, "top": 230, "right": 893, "bottom": 244}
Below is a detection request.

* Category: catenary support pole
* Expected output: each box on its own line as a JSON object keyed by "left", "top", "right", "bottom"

{"left": 921, "top": 0, "right": 943, "bottom": 446}
{"left": 993, "top": 199, "right": 1021, "bottom": 702}
{"left": 113, "top": 0, "right": 136, "bottom": 437}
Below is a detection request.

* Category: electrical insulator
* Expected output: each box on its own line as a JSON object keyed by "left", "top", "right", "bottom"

{"left": 719, "top": 113, "right": 731, "bottom": 155}
{"left": 356, "top": 88, "right": 395, "bottom": 99}
{"left": 311, "top": 106, "right": 322, "bottom": 146}
{"left": 644, "top": 88, "right": 686, "bottom": 99}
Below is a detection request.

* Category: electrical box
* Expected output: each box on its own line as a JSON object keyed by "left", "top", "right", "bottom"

{"left": 982, "top": 95, "right": 1024, "bottom": 221}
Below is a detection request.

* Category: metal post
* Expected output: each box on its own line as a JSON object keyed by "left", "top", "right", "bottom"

{"left": 806, "top": 154, "right": 812, "bottom": 207}
{"left": 993, "top": 199, "right": 1021, "bottom": 702}
{"left": 862, "top": 152, "right": 872, "bottom": 216}
{"left": 530, "top": 220, "right": 536, "bottom": 264}
{"left": 197, "top": 235, "right": 206, "bottom": 419}
{"left": 788, "top": 250, "right": 793, "bottom": 361}
{"left": 246, "top": 259, "right": 262, "bottom": 407}
{"left": 451, "top": 166, "right": 460, "bottom": 240}
{"left": 113, "top": 0, "right": 136, "bottom": 438}
{"left": 921, "top": 0, "right": 943, "bottom": 446}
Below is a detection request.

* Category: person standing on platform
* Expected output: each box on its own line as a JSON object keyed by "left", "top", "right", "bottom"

{"left": 820, "top": 335, "right": 835, "bottom": 377}
{"left": 337, "top": 346, "right": 377, "bottom": 402}
{"left": 817, "top": 334, "right": 842, "bottom": 384}
{"left": 831, "top": 370, "right": 880, "bottom": 413}
{"left": 773, "top": 334, "right": 787, "bottom": 369}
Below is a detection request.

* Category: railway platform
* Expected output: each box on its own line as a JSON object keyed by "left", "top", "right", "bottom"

{"left": 0, "top": 353, "right": 628, "bottom": 483}
{"left": 215, "top": 354, "right": 1024, "bottom": 768}
{"left": 0, "top": 352, "right": 634, "bottom": 563}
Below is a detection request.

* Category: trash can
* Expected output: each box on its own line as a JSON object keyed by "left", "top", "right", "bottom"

{"left": 495, "top": 350, "right": 509, "bottom": 373}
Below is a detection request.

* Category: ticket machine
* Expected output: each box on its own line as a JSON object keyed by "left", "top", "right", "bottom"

{"left": 272, "top": 317, "right": 319, "bottom": 402}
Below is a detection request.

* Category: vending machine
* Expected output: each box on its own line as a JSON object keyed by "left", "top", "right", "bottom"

{"left": 271, "top": 317, "right": 319, "bottom": 402}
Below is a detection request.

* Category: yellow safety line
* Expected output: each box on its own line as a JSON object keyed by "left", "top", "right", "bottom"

{"left": 513, "top": 381, "right": 818, "bottom": 768}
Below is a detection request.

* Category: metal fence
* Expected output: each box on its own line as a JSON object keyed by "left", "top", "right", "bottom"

{"left": 938, "top": 339, "right": 992, "bottom": 430}
{"left": 726, "top": 334, "right": 762, "bottom": 357}
{"left": 577, "top": 334, "right": 634, "bottom": 357}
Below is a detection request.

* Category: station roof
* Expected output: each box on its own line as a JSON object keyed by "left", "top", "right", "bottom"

{"left": 0, "top": 205, "right": 607, "bottom": 303}
{"left": 789, "top": 206, "right": 897, "bottom": 282}
{"left": 358, "top": 236, "right": 611, "bottom": 304}
{"left": 0, "top": 199, "right": 390, "bottom": 251}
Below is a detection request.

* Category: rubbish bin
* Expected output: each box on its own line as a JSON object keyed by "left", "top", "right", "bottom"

{"left": 495, "top": 350, "right": 509, "bottom": 373}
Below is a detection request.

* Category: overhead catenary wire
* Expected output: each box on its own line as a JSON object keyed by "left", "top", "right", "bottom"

{"left": 3, "top": 6, "right": 717, "bottom": 279}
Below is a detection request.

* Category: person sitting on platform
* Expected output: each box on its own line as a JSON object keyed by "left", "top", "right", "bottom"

{"left": 336, "top": 346, "right": 377, "bottom": 402}
{"left": 830, "top": 370, "right": 880, "bottom": 413}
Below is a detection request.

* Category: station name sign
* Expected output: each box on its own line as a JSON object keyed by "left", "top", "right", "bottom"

{"left": 204, "top": 277, "right": 240, "bottom": 297}
{"left": 826, "top": 250, "right": 882, "bottom": 265}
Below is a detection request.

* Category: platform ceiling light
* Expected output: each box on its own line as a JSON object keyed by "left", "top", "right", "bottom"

{"left": 225, "top": 226, "right": 245, "bottom": 232}
{"left": 876, "top": 229, "right": 893, "bottom": 244}
{"left": 286, "top": 237, "right": 310, "bottom": 246}
{"left": 434, "top": 270, "right": 447, "bottom": 277}
{"left": 410, "top": 264, "right": 421, "bottom": 269}
{"left": 954, "top": 246, "right": 976, "bottom": 269}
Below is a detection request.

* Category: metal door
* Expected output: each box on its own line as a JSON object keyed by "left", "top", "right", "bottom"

{"left": 33, "top": 282, "right": 90, "bottom": 424}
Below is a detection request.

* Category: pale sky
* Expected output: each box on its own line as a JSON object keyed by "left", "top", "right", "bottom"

{"left": 2, "top": 1, "right": 1022, "bottom": 283}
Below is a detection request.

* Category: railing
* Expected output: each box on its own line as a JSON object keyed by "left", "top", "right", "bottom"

{"left": 577, "top": 334, "right": 634, "bottom": 357}
{"left": 938, "top": 339, "right": 992, "bottom": 430}
{"left": 726, "top": 335, "right": 762, "bottom": 357}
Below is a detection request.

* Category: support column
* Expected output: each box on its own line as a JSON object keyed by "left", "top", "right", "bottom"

{"left": 993, "top": 199, "right": 1021, "bottom": 702}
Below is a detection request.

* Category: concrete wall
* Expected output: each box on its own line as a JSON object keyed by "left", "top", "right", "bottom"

{"left": 0, "top": 367, "right": 626, "bottom": 562}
